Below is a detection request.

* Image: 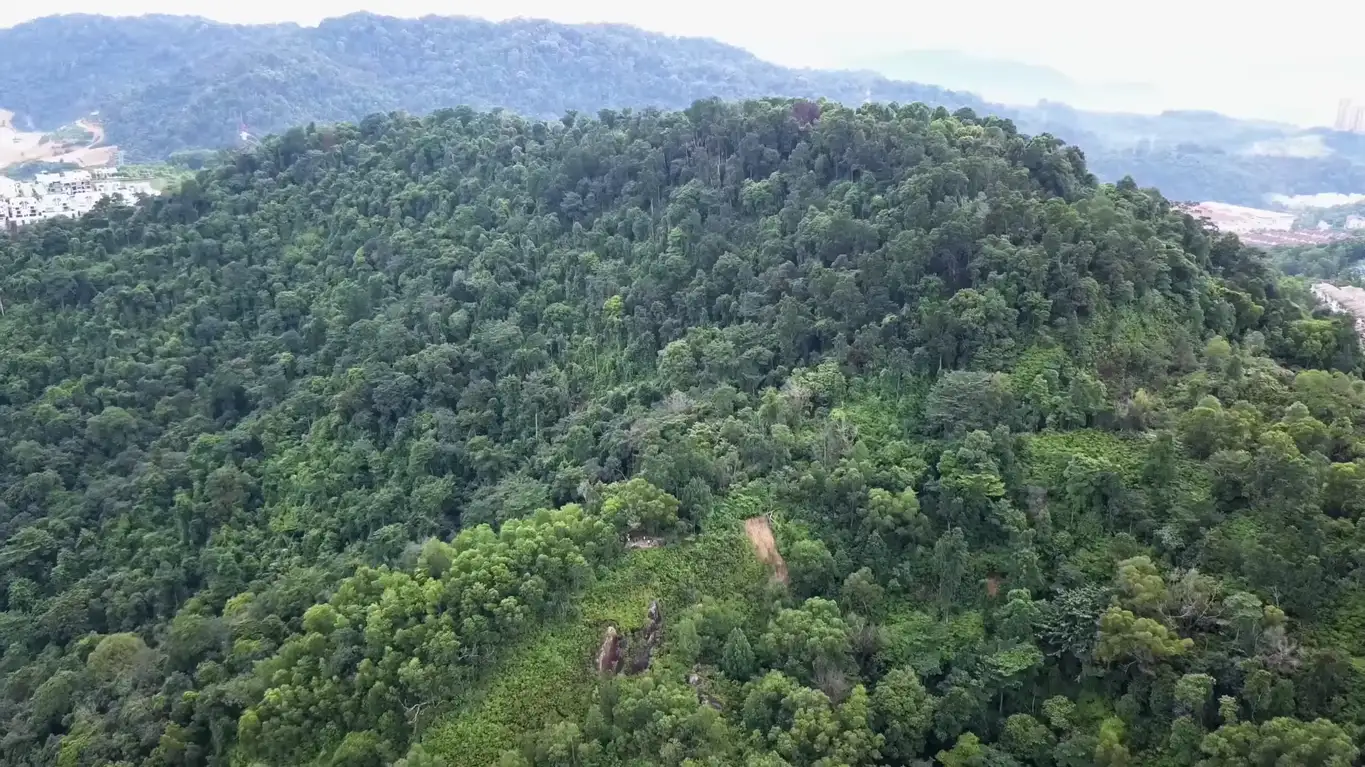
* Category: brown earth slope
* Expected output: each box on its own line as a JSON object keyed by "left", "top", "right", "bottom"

{"left": 744, "top": 516, "right": 788, "bottom": 585}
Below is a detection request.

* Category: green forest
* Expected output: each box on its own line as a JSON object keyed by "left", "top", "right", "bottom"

{"left": 1272, "top": 239, "right": 1365, "bottom": 282}
{"left": 0, "top": 13, "right": 977, "bottom": 160}
{"left": 4, "top": 98, "right": 1365, "bottom": 767}
{"left": 4, "top": 13, "right": 1365, "bottom": 205}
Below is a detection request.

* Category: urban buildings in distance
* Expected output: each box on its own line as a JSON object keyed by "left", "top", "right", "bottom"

{"left": 0, "top": 169, "right": 159, "bottom": 229}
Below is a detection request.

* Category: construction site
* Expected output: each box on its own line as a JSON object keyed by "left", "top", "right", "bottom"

{"left": 1313, "top": 283, "right": 1365, "bottom": 340}
{"left": 0, "top": 106, "right": 162, "bottom": 229}
{"left": 1178, "top": 201, "right": 1356, "bottom": 248}
{"left": 0, "top": 109, "right": 118, "bottom": 172}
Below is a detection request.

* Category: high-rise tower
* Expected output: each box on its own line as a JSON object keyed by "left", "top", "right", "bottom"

{"left": 1337, "top": 98, "right": 1365, "bottom": 133}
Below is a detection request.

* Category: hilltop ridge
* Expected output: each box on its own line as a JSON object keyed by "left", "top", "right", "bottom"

{"left": 0, "top": 12, "right": 982, "bottom": 158}
{"left": 2, "top": 97, "right": 1363, "bottom": 767}
{"left": 4, "top": 13, "right": 1365, "bottom": 205}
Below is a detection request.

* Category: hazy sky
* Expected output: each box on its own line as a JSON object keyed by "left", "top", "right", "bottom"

{"left": 3, "top": 0, "right": 1362, "bottom": 125}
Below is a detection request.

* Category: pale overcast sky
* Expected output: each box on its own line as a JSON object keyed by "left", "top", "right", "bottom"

{"left": 3, "top": 0, "right": 1362, "bottom": 125}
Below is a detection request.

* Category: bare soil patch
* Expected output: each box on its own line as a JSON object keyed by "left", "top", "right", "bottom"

{"left": 1314, "top": 283, "right": 1365, "bottom": 340}
{"left": 76, "top": 118, "right": 105, "bottom": 145}
{"left": 0, "top": 109, "right": 117, "bottom": 171}
{"left": 986, "top": 575, "right": 1002, "bottom": 598}
{"left": 744, "top": 516, "right": 788, "bottom": 585}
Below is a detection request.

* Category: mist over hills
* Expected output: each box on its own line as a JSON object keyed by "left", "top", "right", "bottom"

{"left": 841, "top": 49, "right": 1163, "bottom": 113}
{"left": 2, "top": 12, "right": 1365, "bottom": 205}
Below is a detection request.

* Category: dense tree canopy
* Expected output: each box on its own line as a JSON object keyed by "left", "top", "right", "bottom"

{"left": 2, "top": 98, "right": 1365, "bottom": 767}
{"left": 1272, "top": 239, "right": 1365, "bottom": 282}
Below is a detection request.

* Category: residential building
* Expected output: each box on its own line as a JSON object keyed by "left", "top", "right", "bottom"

{"left": 34, "top": 170, "right": 95, "bottom": 195}
{"left": 1, "top": 169, "right": 160, "bottom": 228}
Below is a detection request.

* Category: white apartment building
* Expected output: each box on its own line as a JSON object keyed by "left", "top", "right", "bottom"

{"left": 1, "top": 172, "right": 160, "bottom": 229}
{"left": 33, "top": 170, "right": 96, "bottom": 195}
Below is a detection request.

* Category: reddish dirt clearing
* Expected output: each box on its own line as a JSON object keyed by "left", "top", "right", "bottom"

{"left": 744, "top": 516, "right": 789, "bottom": 585}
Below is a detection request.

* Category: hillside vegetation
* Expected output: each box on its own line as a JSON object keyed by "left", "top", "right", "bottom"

{"left": 4, "top": 13, "right": 1365, "bottom": 204}
{"left": 0, "top": 13, "right": 978, "bottom": 160}
{"left": 2, "top": 99, "right": 1365, "bottom": 767}
{"left": 1273, "top": 239, "right": 1365, "bottom": 282}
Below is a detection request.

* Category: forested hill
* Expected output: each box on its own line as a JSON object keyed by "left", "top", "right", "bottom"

{"left": 6, "top": 13, "right": 1365, "bottom": 205}
{"left": 4, "top": 99, "right": 1365, "bottom": 767}
{"left": 0, "top": 13, "right": 984, "bottom": 159}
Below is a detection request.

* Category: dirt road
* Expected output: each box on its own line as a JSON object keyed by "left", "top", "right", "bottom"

{"left": 76, "top": 118, "right": 105, "bottom": 146}
{"left": 744, "top": 516, "right": 789, "bottom": 585}
{"left": 0, "top": 108, "right": 117, "bottom": 171}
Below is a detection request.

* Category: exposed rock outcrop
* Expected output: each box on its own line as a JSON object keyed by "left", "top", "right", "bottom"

{"left": 625, "top": 600, "right": 665, "bottom": 674}
{"left": 596, "top": 625, "right": 622, "bottom": 675}
{"left": 688, "top": 669, "right": 723, "bottom": 710}
{"left": 597, "top": 600, "right": 667, "bottom": 677}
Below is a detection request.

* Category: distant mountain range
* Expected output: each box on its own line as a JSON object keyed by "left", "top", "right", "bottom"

{"left": 2, "top": 12, "right": 1364, "bottom": 206}
{"left": 0, "top": 14, "right": 982, "bottom": 158}
{"left": 841, "top": 49, "right": 1163, "bottom": 113}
